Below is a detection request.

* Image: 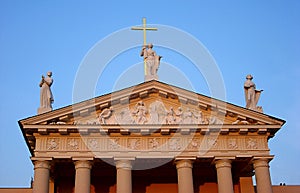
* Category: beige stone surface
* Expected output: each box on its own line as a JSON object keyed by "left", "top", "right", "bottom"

{"left": 74, "top": 160, "right": 92, "bottom": 193}
{"left": 244, "top": 74, "right": 263, "bottom": 112}
{"left": 215, "top": 159, "right": 234, "bottom": 193}
{"left": 32, "top": 160, "right": 50, "bottom": 193}
{"left": 253, "top": 159, "right": 273, "bottom": 193}
{"left": 176, "top": 159, "right": 194, "bottom": 193}
{"left": 17, "top": 80, "right": 287, "bottom": 193}
{"left": 116, "top": 160, "right": 132, "bottom": 193}
{"left": 38, "top": 71, "right": 53, "bottom": 114}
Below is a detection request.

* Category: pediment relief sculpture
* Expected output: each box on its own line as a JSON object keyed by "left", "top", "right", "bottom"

{"left": 69, "top": 100, "right": 229, "bottom": 126}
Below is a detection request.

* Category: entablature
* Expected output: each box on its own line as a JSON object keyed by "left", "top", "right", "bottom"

{"left": 19, "top": 81, "right": 285, "bottom": 156}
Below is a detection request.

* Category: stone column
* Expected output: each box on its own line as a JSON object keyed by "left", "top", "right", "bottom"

{"left": 74, "top": 160, "right": 92, "bottom": 193}
{"left": 176, "top": 159, "right": 194, "bottom": 193}
{"left": 253, "top": 159, "right": 273, "bottom": 193}
{"left": 115, "top": 160, "right": 132, "bottom": 193}
{"left": 32, "top": 160, "right": 50, "bottom": 193}
{"left": 215, "top": 159, "right": 234, "bottom": 193}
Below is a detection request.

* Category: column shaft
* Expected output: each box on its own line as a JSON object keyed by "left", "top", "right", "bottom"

{"left": 253, "top": 159, "right": 273, "bottom": 193}
{"left": 74, "top": 160, "right": 92, "bottom": 193}
{"left": 32, "top": 160, "right": 50, "bottom": 193}
{"left": 215, "top": 159, "right": 234, "bottom": 193}
{"left": 176, "top": 159, "right": 194, "bottom": 193}
{"left": 116, "top": 160, "right": 132, "bottom": 193}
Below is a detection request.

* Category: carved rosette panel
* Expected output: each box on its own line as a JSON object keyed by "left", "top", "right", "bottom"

{"left": 109, "top": 138, "right": 120, "bottom": 150}
{"left": 67, "top": 138, "right": 79, "bottom": 150}
{"left": 46, "top": 138, "right": 60, "bottom": 150}
{"left": 188, "top": 138, "right": 201, "bottom": 150}
{"left": 168, "top": 138, "right": 182, "bottom": 151}
{"left": 127, "top": 138, "right": 141, "bottom": 150}
{"left": 227, "top": 138, "right": 238, "bottom": 149}
{"left": 148, "top": 138, "right": 161, "bottom": 149}
{"left": 206, "top": 137, "right": 219, "bottom": 150}
{"left": 246, "top": 138, "right": 258, "bottom": 149}
{"left": 87, "top": 138, "right": 99, "bottom": 150}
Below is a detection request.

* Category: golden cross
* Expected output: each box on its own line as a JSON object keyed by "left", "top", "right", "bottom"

{"left": 131, "top": 18, "right": 157, "bottom": 46}
{"left": 131, "top": 18, "right": 158, "bottom": 76}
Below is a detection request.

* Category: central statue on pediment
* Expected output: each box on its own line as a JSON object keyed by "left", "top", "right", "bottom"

{"left": 132, "top": 18, "right": 162, "bottom": 81}
{"left": 140, "top": 43, "right": 162, "bottom": 81}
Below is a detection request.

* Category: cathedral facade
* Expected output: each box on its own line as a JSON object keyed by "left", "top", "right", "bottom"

{"left": 18, "top": 80, "right": 286, "bottom": 193}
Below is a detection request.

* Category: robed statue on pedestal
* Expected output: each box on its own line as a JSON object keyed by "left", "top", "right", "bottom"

{"left": 38, "top": 71, "right": 54, "bottom": 114}
{"left": 140, "top": 43, "right": 162, "bottom": 81}
{"left": 244, "top": 74, "right": 263, "bottom": 112}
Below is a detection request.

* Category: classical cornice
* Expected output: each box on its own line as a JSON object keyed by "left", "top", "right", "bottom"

{"left": 19, "top": 80, "right": 285, "bottom": 126}
{"left": 18, "top": 80, "right": 285, "bottom": 156}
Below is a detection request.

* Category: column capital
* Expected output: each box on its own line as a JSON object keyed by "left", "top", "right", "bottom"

{"left": 34, "top": 160, "right": 51, "bottom": 170}
{"left": 215, "top": 159, "right": 234, "bottom": 193}
{"left": 74, "top": 160, "right": 92, "bottom": 170}
{"left": 31, "top": 157, "right": 52, "bottom": 161}
{"left": 253, "top": 158, "right": 273, "bottom": 193}
{"left": 115, "top": 159, "right": 133, "bottom": 193}
{"left": 176, "top": 159, "right": 193, "bottom": 169}
{"left": 253, "top": 159, "right": 270, "bottom": 169}
{"left": 215, "top": 159, "right": 232, "bottom": 169}
{"left": 32, "top": 160, "right": 50, "bottom": 193}
{"left": 176, "top": 159, "right": 194, "bottom": 193}
{"left": 74, "top": 160, "right": 92, "bottom": 193}
{"left": 115, "top": 159, "right": 132, "bottom": 170}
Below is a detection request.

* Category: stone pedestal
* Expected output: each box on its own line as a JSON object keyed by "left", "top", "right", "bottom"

{"left": 74, "top": 160, "right": 92, "bottom": 193}
{"left": 253, "top": 159, "right": 273, "bottom": 193}
{"left": 176, "top": 159, "right": 194, "bottom": 193}
{"left": 215, "top": 159, "right": 234, "bottom": 193}
{"left": 145, "top": 74, "right": 159, "bottom": 82}
{"left": 37, "top": 107, "right": 52, "bottom": 114}
{"left": 116, "top": 160, "right": 132, "bottom": 193}
{"left": 32, "top": 160, "right": 50, "bottom": 193}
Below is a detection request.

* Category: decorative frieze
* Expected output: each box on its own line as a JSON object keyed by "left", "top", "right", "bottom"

{"left": 109, "top": 138, "right": 120, "bottom": 150}
{"left": 168, "top": 138, "right": 182, "bottom": 151}
{"left": 67, "top": 138, "right": 79, "bottom": 150}
{"left": 227, "top": 138, "right": 238, "bottom": 149}
{"left": 46, "top": 138, "right": 59, "bottom": 150}
{"left": 148, "top": 138, "right": 160, "bottom": 149}
{"left": 87, "top": 138, "right": 99, "bottom": 150}
{"left": 37, "top": 135, "right": 269, "bottom": 158}
{"left": 188, "top": 139, "right": 200, "bottom": 150}
{"left": 128, "top": 138, "right": 141, "bottom": 150}
{"left": 207, "top": 137, "right": 218, "bottom": 149}
{"left": 246, "top": 138, "right": 258, "bottom": 149}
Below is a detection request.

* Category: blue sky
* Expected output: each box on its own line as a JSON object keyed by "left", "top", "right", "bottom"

{"left": 0, "top": 0, "right": 299, "bottom": 187}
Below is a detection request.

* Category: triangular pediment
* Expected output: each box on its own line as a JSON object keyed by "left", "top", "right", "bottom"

{"left": 19, "top": 80, "right": 284, "bottom": 127}
{"left": 19, "top": 80, "right": 285, "bottom": 155}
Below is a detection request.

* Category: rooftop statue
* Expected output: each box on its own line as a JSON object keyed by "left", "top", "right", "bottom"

{"left": 38, "top": 71, "right": 54, "bottom": 114}
{"left": 140, "top": 43, "right": 162, "bottom": 81}
{"left": 244, "top": 74, "right": 263, "bottom": 112}
{"left": 131, "top": 18, "right": 162, "bottom": 81}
